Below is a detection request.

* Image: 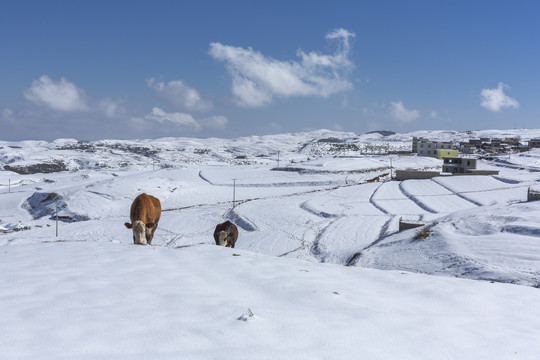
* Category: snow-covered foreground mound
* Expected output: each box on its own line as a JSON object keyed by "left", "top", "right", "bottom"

{"left": 1, "top": 242, "right": 539, "bottom": 360}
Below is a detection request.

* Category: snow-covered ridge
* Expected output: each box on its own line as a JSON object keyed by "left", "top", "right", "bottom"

{"left": 3, "top": 128, "right": 540, "bottom": 173}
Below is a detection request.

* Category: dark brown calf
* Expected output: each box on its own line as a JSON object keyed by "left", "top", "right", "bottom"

{"left": 124, "top": 193, "right": 161, "bottom": 245}
{"left": 213, "top": 220, "right": 238, "bottom": 248}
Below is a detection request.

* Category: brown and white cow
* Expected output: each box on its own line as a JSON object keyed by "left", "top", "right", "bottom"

{"left": 124, "top": 193, "right": 161, "bottom": 245}
{"left": 213, "top": 220, "right": 238, "bottom": 248}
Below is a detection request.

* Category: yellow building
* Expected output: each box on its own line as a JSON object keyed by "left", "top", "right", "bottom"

{"left": 435, "top": 149, "right": 458, "bottom": 159}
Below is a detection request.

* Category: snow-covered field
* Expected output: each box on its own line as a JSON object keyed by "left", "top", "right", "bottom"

{"left": 1, "top": 129, "right": 540, "bottom": 359}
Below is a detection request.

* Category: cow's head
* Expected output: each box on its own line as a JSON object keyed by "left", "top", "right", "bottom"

{"left": 124, "top": 220, "right": 154, "bottom": 245}
{"left": 216, "top": 230, "right": 231, "bottom": 247}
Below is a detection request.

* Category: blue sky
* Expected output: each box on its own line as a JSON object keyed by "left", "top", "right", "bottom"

{"left": 1, "top": 0, "right": 539, "bottom": 141}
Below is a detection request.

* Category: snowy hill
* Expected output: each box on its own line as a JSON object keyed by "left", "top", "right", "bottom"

{"left": 1, "top": 128, "right": 540, "bottom": 359}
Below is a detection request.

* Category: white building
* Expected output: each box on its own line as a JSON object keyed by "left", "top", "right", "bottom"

{"left": 416, "top": 139, "right": 453, "bottom": 158}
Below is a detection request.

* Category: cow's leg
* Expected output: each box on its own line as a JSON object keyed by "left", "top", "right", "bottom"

{"left": 146, "top": 232, "right": 151, "bottom": 245}
{"left": 147, "top": 221, "right": 159, "bottom": 245}
{"left": 146, "top": 229, "right": 153, "bottom": 245}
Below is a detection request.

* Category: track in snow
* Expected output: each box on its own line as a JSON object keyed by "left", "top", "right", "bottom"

{"left": 398, "top": 181, "right": 438, "bottom": 214}
{"left": 430, "top": 178, "right": 483, "bottom": 207}
{"left": 368, "top": 183, "right": 390, "bottom": 214}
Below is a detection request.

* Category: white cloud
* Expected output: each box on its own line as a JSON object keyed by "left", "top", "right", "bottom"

{"left": 147, "top": 78, "right": 211, "bottom": 112}
{"left": 99, "top": 98, "right": 125, "bottom": 118}
{"left": 230, "top": 75, "right": 273, "bottom": 107}
{"left": 430, "top": 111, "right": 439, "bottom": 118}
{"left": 481, "top": 83, "right": 519, "bottom": 112}
{"left": 201, "top": 115, "right": 228, "bottom": 129}
{"left": 143, "top": 107, "right": 229, "bottom": 131}
{"left": 208, "top": 28, "right": 355, "bottom": 107}
{"left": 326, "top": 28, "right": 354, "bottom": 49}
{"left": 144, "top": 107, "right": 201, "bottom": 130}
{"left": 390, "top": 101, "right": 420, "bottom": 122}
{"left": 24, "top": 75, "right": 88, "bottom": 111}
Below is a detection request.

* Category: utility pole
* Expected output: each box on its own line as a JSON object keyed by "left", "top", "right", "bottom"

{"left": 390, "top": 157, "right": 393, "bottom": 179}
{"left": 232, "top": 179, "right": 237, "bottom": 208}
{"left": 55, "top": 199, "right": 59, "bottom": 237}
{"left": 277, "top": 150, "right": 280, "bottom": 167}
{"left": 8, "top": 179, "right": 10, "bottom": 194}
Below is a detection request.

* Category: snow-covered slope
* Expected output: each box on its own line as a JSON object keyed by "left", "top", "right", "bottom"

{"left": 357, "top": 200, "right": 540, "bottom": 285}
{"left": 2, "top": 129, "right": 540, "bottom": 358}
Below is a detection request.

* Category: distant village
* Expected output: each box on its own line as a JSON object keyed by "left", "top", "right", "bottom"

{"left": 413, "top": 135, "right": 540, "bottom": 159}
{"left": 394, "top": 135, "right": 540, "bottom": 180}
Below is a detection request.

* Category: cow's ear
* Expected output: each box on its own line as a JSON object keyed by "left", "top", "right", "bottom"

{"left": 125, "top": 222, "right": 132, "bottom": 229}
{"left": 146, "top": 222, "right": 154, "bottom": 228}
